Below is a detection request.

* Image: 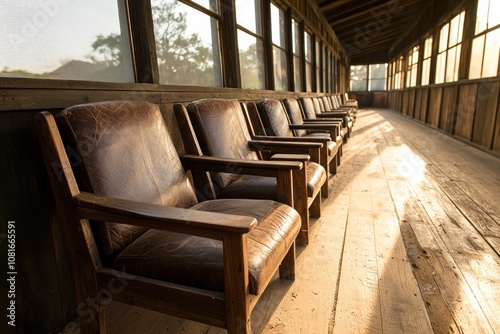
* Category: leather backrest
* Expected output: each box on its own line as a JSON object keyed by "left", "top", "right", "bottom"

{"left": 186, "top": 99, "right": 259, "bottom": 189}
{"left": 313, "top": 97, "right": 324, "bottom": 113}
{"left": 57, "top": 101, "right": 198, "bottom": 257}
{"left": 332, "top": 95, "right": 340, "bottom": 109}
{"left": 255, "top": 99, "right": 294, "bottom": 137}
{"left": 282, "top": 98, "right": 307, "bottom": 137}
{"left": 298, "top": 97, "right": 317, "bottom": 120}
{"left": 321, "top": 96, "right": 332, "bottom": 110}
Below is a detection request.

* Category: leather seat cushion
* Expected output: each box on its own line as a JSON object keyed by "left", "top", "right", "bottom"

{"left": 303, "top": 133, "right": 338, "bottom": 156}
{"left": 113, "top": 199, "right": 300, "bottom": 295}
{"left": 216, "top": 161, "right": 325, "bottom": 199}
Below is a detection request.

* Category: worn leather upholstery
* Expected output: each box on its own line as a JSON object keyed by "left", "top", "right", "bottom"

{"left": 299, "top": 97, "right": 350, "bottom": 139}
{"left": 186, "top": 98, "right": 326, "bottom": 199}
{"left": 256, "top": 99, "right": 338, "bottom": 157}
{"left": 56, "top": 100, "right": 301, "bottom": 294}
{"left": 282, "top": 98, "right": 343, "bottom": 150}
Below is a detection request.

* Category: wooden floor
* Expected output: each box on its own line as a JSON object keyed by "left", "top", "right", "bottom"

{"left": 60, "top": 108, "right": 500, "bottom": 334}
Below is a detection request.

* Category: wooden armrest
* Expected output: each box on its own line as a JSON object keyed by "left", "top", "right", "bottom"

{"left": 303, "top": 119, "right": 342, "bottom": 123}
{"left": 75, "top": 192, "right": 256, "bottom": 240}
{"left": 289, "top": 124, "right": 337, "bottom": 131}
{"left": 247, "top": 140, "right": 323, "bottom": 157}
{"left": 319, "top": 111, "right": 348, "bottom": 116}
{"left": 181, "top": 154, "right": 303, "bottom": 177}
{"left": 288, "top": 124, "right": 339, "bottom": 138}
{"left": 251, "top": 135, "right": 328, "bottom": 144}
{"left": 248, "top": 139, "right": 322, "bottom": 149}
{"left": 270, "top": 154, "right": 310, "bottom": 162}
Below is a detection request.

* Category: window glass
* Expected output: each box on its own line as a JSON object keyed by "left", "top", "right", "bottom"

{"left": 238, "top": 30, "right": 265, "bottom": 89}
{"left": 273, "top": 47, "right": 287, "bottom": 91}
{"left": 469, "top": 35, "right": 485, "bottom": 79}
{"left": 406, "top": 46, "right": 419, "bottom": 87}
{"left": 476, "top": 0, "right": 490, "bottom": 34}
{"left": 421, "top": 37, "right": 432, "bottom": 85}
{"left": 292, "top": 19, "right": 302, "bottom": 92}
{"left": 436, "top": 53, "right": 446, "bottom": 84}
{"left": 305, "top": 31, "right": 313, "bottom": 92}
{"left": 236, "top": 0, "right": 261, "bottom": 34}
{"left": 482, "top": 29, "right": 500, "bottom": 77}
{"left": 152, "top": 0, "right": 222, "bottom": 86}
{"left": 0, "top": 0, "right": 133, "bottom": 82}
{"left": 190, "top": 0, "right": 218, "bottom": 13}
{"left": 436, "top": 12, "right": 464, "bottom": 84}
{"left": 470, "top": 0, "right": 500, "bottom": 79}
{"left": 350, "top": 65, "right": 367, "bottom": 91}
{"left": 316, "top": 40, "right": 321, "bottom": 91}
{"left": 439, "top": 24, "right": 449, "bottom": 52}
{"left": 271, "top": 3, "right": 287, "bottom": 90}
{"left": 368, "top": 63, "right": 387, "bottom": 91}
{"left": 488, "top": 0, "right": 500, "bottom": 30}
{"left": 271, "top": 3, "right": 285, "bottom": 49}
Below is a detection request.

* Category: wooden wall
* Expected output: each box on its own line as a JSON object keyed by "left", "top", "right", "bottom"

{"left": 388, "top": 78, "right": 500, "bottom": 156}
{"left": 349, "top": 92, "right": 388, "bottom": 108}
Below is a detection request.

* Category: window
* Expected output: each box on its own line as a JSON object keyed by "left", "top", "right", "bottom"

{"left": 393, "top": 56, "right": 404, "bottom": 89}
{"left": 469, "top": 0, "right": 500, "bottom": 79}
{"left": 0, "top": 0, "right": 134, "bottom": 82}
{"left": 323, "top": 47, "right": 328, "bottom": 92}
{"left": 292, "top": 19, "right": 302, "bottom": 92}
{"left": 350, "top": 65, "right": 367, "bottom": 91}
{"left": 421, "top": 37, "right": 433, "bottom": 85}
{"left": 315, "top": 39, "right": 321, "bottom": 91}
{"left": 305, "top": 31, "right": 313, "bottom": 92}
{"left": 436, "top": 12, "right": 465, "bottom": 84}
{"left": 236, "top": 0, "right": 265, "bottom": 89}
{"left": 369, "top": 64, "right": 388, "bottom": 91}
{"left": 152, "top": 0, "right": 222, "bottom": 86}
{"left": 271, "top": 3, "right": 287, "bottom": 91}
{"left": 406, "top": 46, "right": 419, "bottom": 87}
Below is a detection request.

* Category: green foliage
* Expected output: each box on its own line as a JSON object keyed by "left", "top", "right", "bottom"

{"left": 152, "top": 1, "right": 216, "bottom": 86}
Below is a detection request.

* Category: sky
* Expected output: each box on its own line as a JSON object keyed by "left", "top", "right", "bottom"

{"left": 0, "top": 0, "right": 124, "bottom": 73}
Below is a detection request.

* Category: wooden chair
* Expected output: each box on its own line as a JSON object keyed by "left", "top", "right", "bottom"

{"left": 281, "top": 97, "right": 343, "bottom": 160}
{"left": 299, "top": 97, "right": 351, "bottom": 141}
{"left": 35, "top": 100, "right": 303, "bottom": 334}
{"left": 246, "top": 98, "right": 339, "bottom": 179}
{"left": 174, "top": 98, "right": 327, "bottom": 245}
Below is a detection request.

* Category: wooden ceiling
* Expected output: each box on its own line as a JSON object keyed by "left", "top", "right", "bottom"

{"left": 316, "top": 0, "right": 431, "bottom": 64}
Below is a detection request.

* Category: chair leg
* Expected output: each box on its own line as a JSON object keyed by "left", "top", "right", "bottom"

{"left": 77, "top": 289, "right": 106, "bottom": 333}
{"left": 321, "top": 181, "right": 329, "bottom": 198}
{"left": 279, "top": 242, "right": 296, "bottom": 280}
{"left": 329, "top": 156, "right": 337, "bottom": 175}
{"left": 293, "top": 169, "right": 310, "bottom": 246}
{"left": 223, "top": 233, "right": 251, "bottom": 334}
{"left": 309, "top": 193, "right": 321, "bottom": 218}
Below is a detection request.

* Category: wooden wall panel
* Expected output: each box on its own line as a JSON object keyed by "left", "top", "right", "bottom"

{"left": 373, "top": 92, "right": 388, "bottom": 108}
{"left": 414, "top": 89, "right": 422, "bottom": 120}
{"left": 408, "top": 90, "right": 416, "bottom": 118}
{"left": 440, "top": 86, "right": 458, "bottom": 133}
{"left": 402, "top": 90, "right": 409, "bottom": 115}
{"left": 427, "top": 87, "right": 443, "bottom": 128}
{"left": 0, "top": 111, "right": 75, "bottom": 333}
{"left": 455, "top": 84, "right": 478, "bottom": 140}
{"left": 473, "top": 82, "right": 500, "bottom": 148}
{"left": 419, "top": 88, "right": 430, "bottom": 123}
{"left": 493, "top": 101, "right": 500, "bottom": 151}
